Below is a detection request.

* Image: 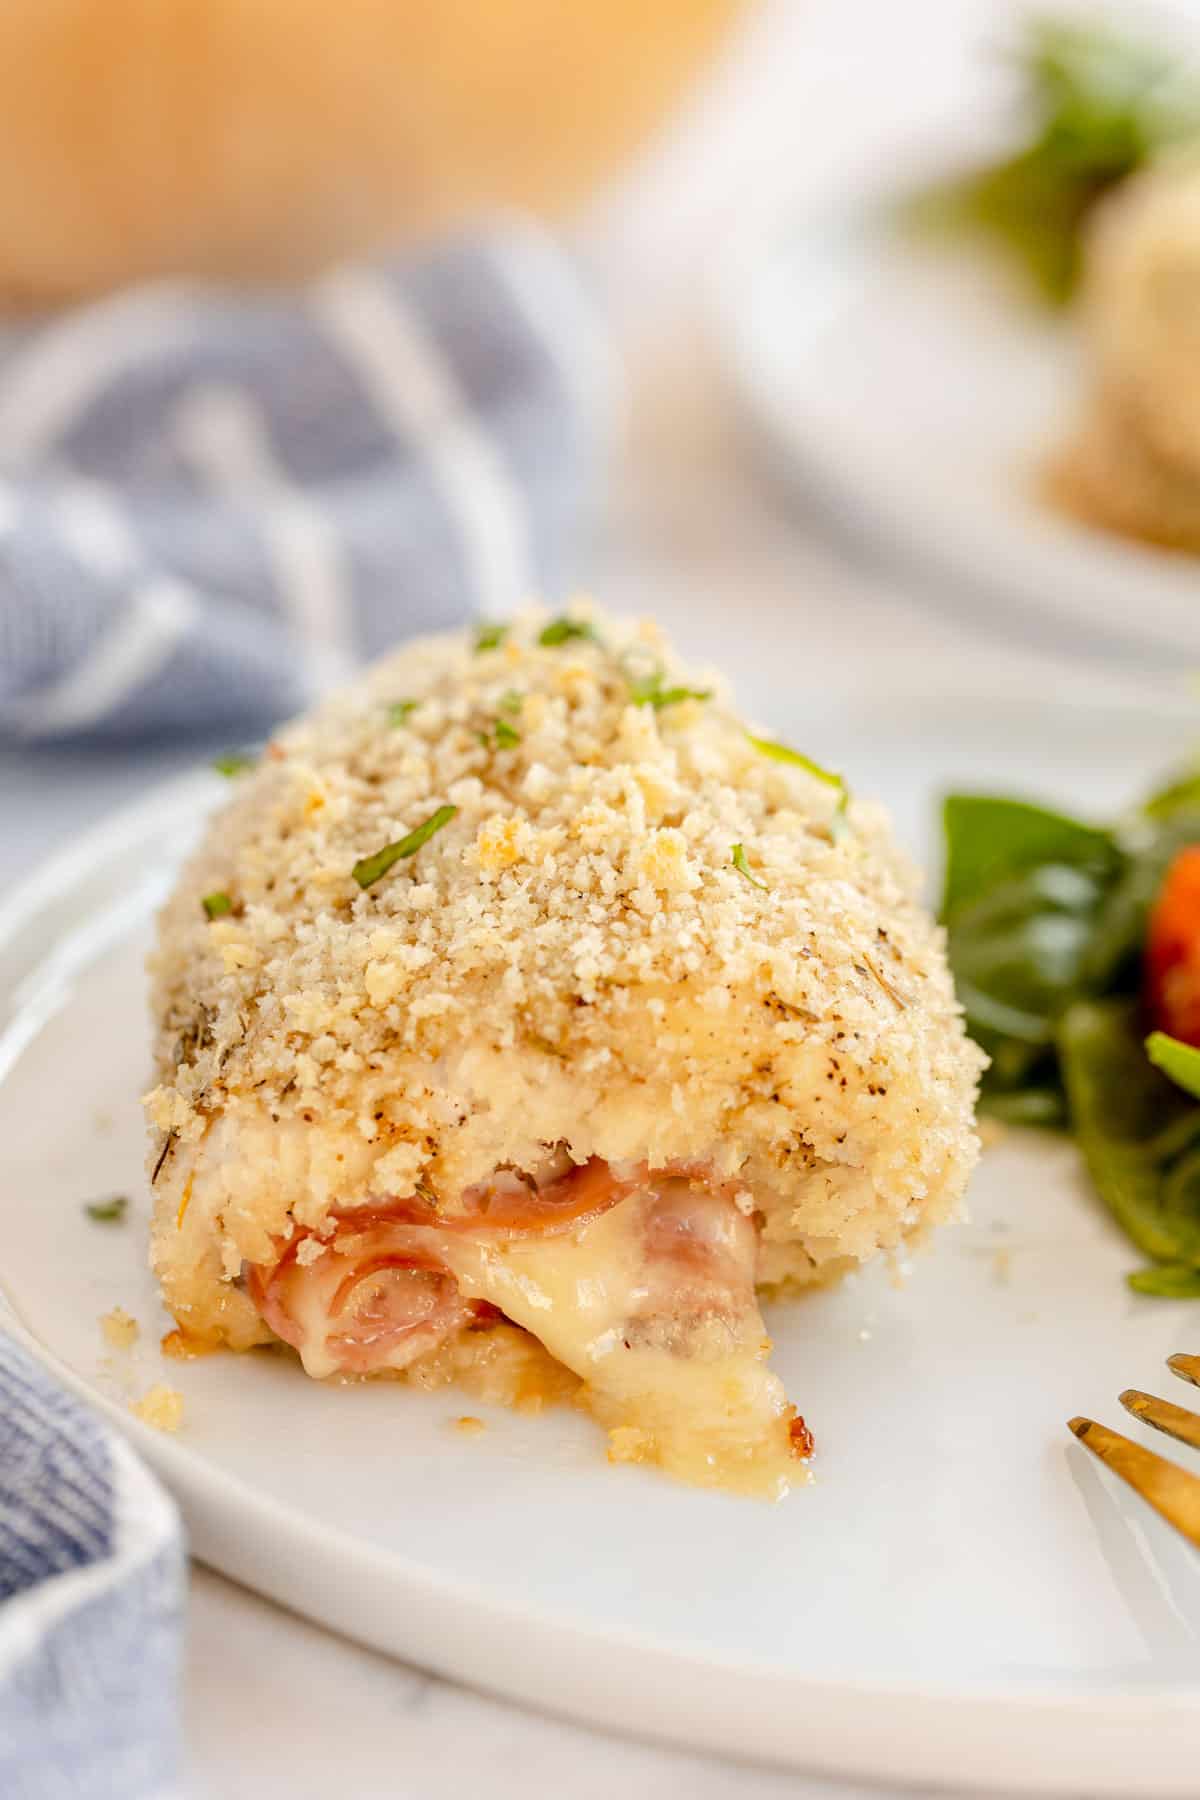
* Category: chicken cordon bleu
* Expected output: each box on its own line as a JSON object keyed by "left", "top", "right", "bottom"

{"left": 145, "top": 607, "right": 982, "bottom": 1496}
{"left": 1050, "top": 156, "right": 1200, "bottom": 553}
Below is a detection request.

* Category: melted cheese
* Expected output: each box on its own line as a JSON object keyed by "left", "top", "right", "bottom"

{"left": 437, "top": 1196, "right": 801, "bottom": 1498}
{"left": 268, "top": 1185, "right": 805, "bottom": 1496}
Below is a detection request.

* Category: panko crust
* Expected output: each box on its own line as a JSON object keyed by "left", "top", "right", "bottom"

{"left": 146, "top": 605, "right": 983, "bottom": 1341}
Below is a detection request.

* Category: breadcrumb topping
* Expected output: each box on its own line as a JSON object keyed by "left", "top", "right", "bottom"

{"left": 147, "top": 604, "right": 982, "bottom": 1343}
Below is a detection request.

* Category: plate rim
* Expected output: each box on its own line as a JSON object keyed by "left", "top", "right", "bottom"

{"left": 714, "top": 181, "right": 1200, "bottom": 671}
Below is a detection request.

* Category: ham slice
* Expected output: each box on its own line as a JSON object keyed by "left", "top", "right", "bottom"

{"left": 246, "top": 1152, "right": 807, "bottom": 1493}
{"left": 245, "top": 1153, "right": 639, "bottom": 1378}
{"left": 246, "top": 1230, "right": 480, "bottom": 1378}
{"left": 247, "top": 1159, "right": 760, "bottom": 1378}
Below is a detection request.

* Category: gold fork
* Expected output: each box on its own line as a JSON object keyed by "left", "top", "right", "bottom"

{"left": 1069, "top": 1354, "right": 1200, "bottom": 1546}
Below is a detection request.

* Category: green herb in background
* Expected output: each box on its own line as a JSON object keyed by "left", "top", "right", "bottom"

{"left": 387, "top": 699, "right": 418, "bottom": 726}
{"left": 473, "top": 622, "right": 509, "bottom": 653}
{"left": 202, "top": 891, "right": 233, "bottom": 919}
{"left": 213, "top": 752, "right": 255, "bottom": 778}
{"left": 627, "top": 668, "right": 711, "bottom": 710}
{"left": 904, "top": 16, "right": 1197, "bottom": 302}
{"left": 538, "top": 617, "right": 596, "bottom": 647}
{"left": 85, "top": 1196, "right": 128, "bottom": 1224}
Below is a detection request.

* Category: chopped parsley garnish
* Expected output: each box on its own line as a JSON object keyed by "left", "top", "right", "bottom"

{"left": 213, "top": 752, "right": 255, "bottom": 778}
{"left": 352, "top": 805, "right": 458, "bottom": 889}
{"left": 387, "top": 699, "right": 418, "bottom": 726}
{"left": 474, "top": 721, "right": 519, "bottom": 748}
{"left": 85, "top": 1196, "right": 128, "bottom": 1224}
{"left": 202, "top": 892, "right": 233, "bottom": 919}
{"left": 538, "top": 616, "right": 596, "bottom": 647}
{"left": 748, "top": 733, "right": 849, "bottom": 836}
{"left": 731, "top": 844, "right": 768, "bottom": 890}
{"left": 473, "top": 622, "right": 509, "bottom": 653}
{"left": 498, "top": 689, "right": 523, "bottom": 716}
{"left": 748, "top": 733, "right": 845, "bottom": 794}
{"left": 627, "top": 667, "right": 712, "bottom": 710}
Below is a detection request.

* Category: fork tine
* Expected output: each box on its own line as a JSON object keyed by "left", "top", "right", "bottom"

{"left": 1167, "top": 1352, "right": 1200, "bottom": 1388}
{"left": 1119, "top": 1388, "right": 1200, "bottom": 1452}
{"left": 1067, "top": 1416, "right": 1200, "bottom": 1548}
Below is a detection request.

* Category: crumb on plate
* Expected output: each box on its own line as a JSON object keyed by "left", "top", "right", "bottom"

{"left": 100, "top": 1306, "right": 139, "bottom": 1350}
{"left": 132, "top": 1384, "right": 184, "bottom": 1433}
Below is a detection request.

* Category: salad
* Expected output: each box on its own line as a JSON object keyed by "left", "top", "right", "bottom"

{"left": 943, "top": 772, "right": 1200, "bottom": 1296}
{"left": 907, "top": 14, "right": 1196, "bottom": 303}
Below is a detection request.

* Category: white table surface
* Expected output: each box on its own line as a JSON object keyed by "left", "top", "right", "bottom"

{"left": 0, "top": 2, "right": 1139, "bottom": 1794}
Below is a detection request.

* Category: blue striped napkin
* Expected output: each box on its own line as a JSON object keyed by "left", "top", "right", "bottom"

{"left": 0, "top": 1333, "right": 184, "bottom": 1800}
{"left": 0, "top": 221, "right": 613, "bottom": 742}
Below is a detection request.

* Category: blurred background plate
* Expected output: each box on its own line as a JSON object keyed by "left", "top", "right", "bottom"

{"left": 5, "top": 664, "right": 1200, "bottom": 1795}
{"left": 718, "top": 189, "right": 1200, "bottom": 670}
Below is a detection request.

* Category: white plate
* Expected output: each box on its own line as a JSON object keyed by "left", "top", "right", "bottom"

{"left": 719, "top": 195, "right": 1200, "bottom": 668}
{"left": 5, "top": 676, "right": 1200, "bottom": 1796}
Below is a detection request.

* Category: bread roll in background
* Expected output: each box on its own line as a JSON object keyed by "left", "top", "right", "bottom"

{"left": 0, "top": 0, "right": 740, "bottom": 305}
{"left": 1047, "top": 156, "right": 1200, "bottom": 553}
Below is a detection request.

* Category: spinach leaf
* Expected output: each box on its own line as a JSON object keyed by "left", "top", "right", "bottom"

{"left": 1084, "top": 808, "right": 1200, "bottom": 991}
{"left": 1059, "top": 999, "right": 1200, "bottom": 1267}
{"left": 942, "top": 795, "right": 1122, "bottom": 1107}
{"left": 943, "top": 776, "right": 1200, "bottom": 1293}
{"left": 1128, "top": 1265, "right": 1200, "bottom": 1298}
{"left": 1147, "top": 1032, "right": 1200, "bottom": 1101}
{"left": 1142, "top": 765, "right": 1200, "bottom": 823}
{"left": 976, "top": 1087, "right": 1068, "bottom": 1129}
{"left": 942, "top": 794, "right": 1117, "bottom": 919}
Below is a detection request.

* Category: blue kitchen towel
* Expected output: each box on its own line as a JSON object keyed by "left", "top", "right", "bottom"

{"left": 0, "top": 220, "right": 614, "bottom": 743}
{"left": 0, "top": 1330, "right": 184, "bottom": 1800}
